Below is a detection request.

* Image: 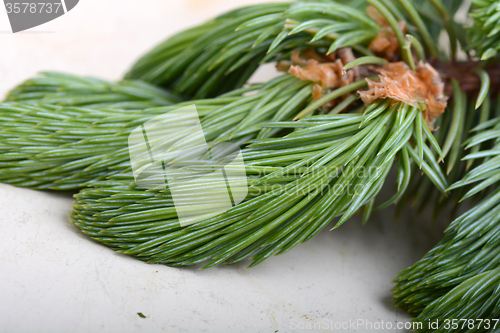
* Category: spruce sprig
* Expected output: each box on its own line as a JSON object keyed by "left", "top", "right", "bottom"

{"left": 0, "top": 0, "right": 462, "bottom": 264}
{"left": 5, "top": 71, "right": 181, "bottom": 109}
{"left": 71, "top": 98, "right": 447, "bottom": 268}
{"left": 414, "top": 267, "right": 500, "bottom": 332}
{"left": 125, "top": 1, "right": 415, "bottom": 97}
{"left": 126, "top": 3, "right": 299, "bottom": 98}
{"left": 1, "top": 0, "right": 500, "bottom": 325}
{"left": 467, "top": 0, "right": 500, "bottom": 60}
{"left": 394, "top": 106, "right": 500, "bottom": 320}
{"left": 0, "top": 75, "right": 311, "bottom": 189}
{"left": 125, "top": 0, "right": 465, "bottom": 97}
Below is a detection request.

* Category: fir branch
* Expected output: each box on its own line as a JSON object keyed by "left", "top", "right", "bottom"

{"left": 393, "top": 187, "right": 500, "bottom": 316}
{"left": 125, "top": 0, "right": 472, "bottom": 100}
{"left": 126, "top": 3, "right": 298, "bottom": 98}
{"left": 2, "top": 0, "right": 466, "bottom": 268}
{"left": 0, "top": 75, "right": 311, "bottom": 190}
{"left": 70, "top": 98, "right": 447, "bottom": 268}
{"left": 124, "top": 1, "right": 424, "bottom": 98}
{"left": 2, "top": 0, "right": 500, "bottom": 314}
{"left": 394, "top": 110, "right": 500, "bottom": 316}
{"left": 414, "top": 267, "right": 500, "bottom": 332}
{"left": 467, "top": 0, "right": 500, "bottom": 60}
{"left": 5, "top": 72, "right": 181, "bottom": 109}
{"left": 393, "top": 74, "right": 499, "bottom": 221}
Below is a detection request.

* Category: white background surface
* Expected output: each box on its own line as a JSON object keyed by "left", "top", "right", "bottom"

{"left": 0, "top": 1, "right": 449, "bottom": 332}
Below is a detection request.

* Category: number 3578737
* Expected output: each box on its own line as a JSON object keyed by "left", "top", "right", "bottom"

{"left": 5, "top": 2, "right": 62, "bottom": 14}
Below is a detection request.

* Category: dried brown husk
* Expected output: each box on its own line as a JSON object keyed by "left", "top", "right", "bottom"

{"left": 277, "top": 48, "right": 360, "bottom": 110}
{"left": 367, "top": 6, "right": 407, "bottom": 61}
{"left": 359, "top": 61, "right": 448, "bottom": 124}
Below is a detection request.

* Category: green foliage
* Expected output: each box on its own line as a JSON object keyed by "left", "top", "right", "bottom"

{"left": 125, "top": 0, "right": 447, "bottom": 98}
{"left": 415, "top": 267, "right": 500, "bottom": 332}
{"left": 1, "top": 0, "right": 500, "bottom": 323}
{"left": 394, "top": 109, "right": 500, "bottom": 321}
{"left": 394, "top": 82, "right": 492, "bottom": 220}
{"left": 126, "top": 3, "right": 299, "bottom": 98}
{"left": 5, "top": 72, "right": 181, "bottom": 109}
{"left": 0, "top": 75, "right": 311, "bottom": 189}
{"left": 394, "top": 187, "right": 500, "bottom": 317}
{"left": 468, "top": 0, "right": 500, "bottom": 60}
{"left": 71, "top": 99, "right": 447, "bottom": 268}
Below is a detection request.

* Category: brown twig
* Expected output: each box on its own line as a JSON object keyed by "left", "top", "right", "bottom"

{"left": 433, "top": 60, "right": 500, "bottom": 97}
